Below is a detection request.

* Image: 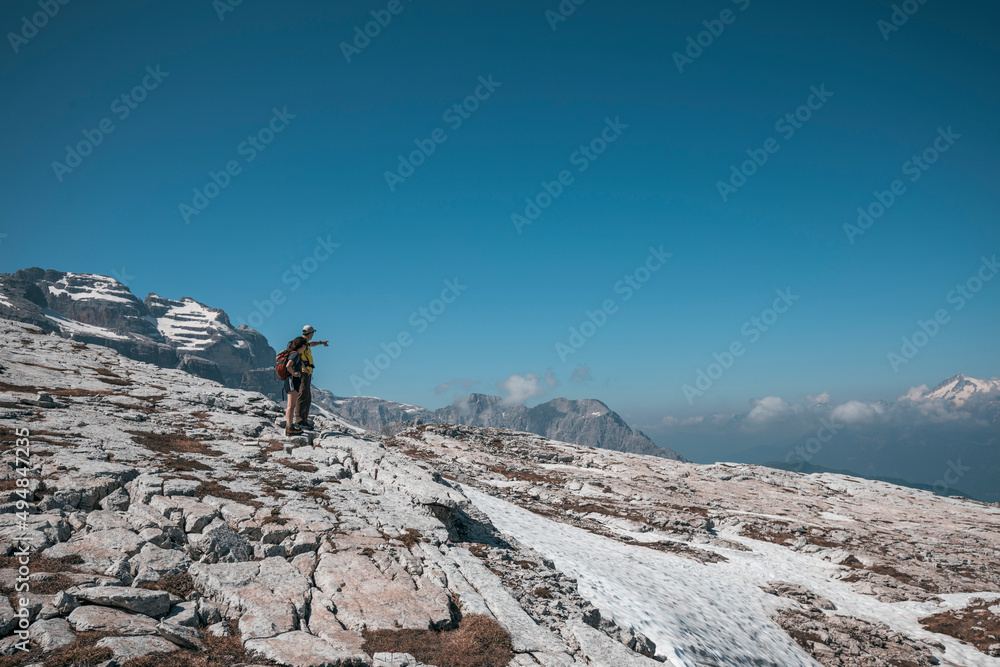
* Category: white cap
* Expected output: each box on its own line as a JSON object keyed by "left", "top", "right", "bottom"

{"left": 302, "top": 325, "right": 316, "bottom": 334}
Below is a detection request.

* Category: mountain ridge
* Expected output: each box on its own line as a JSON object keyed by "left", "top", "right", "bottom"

{"left": 312, "top": 390, "right": 684, "bottom": 461}
{"left": 0, "top": 267, "right": 679, "bottom": 460}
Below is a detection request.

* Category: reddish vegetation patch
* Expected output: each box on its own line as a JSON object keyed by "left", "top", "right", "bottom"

{"left": 128, "top": 430, "right": 220, "bottom": 457}
{"left": 841, "top": 561, "right": 942, "bottom": 594}
{"left": 0, "top": 380, "right": 36, "bottom": 393}
{"left": 304, "top": 488, "right": 331, "bottom": 501}
{"left": 0, "top": 554, "right": 83, "bottom": 571}
{"left": 260, "top": 439, "right": 285, "bottom": 455}
{"left": 49, "top": 387, "right": 115, "bottom": 397}
{"left": 742, "top": 521, "right": 798, "bottom": 546}
{"left": 140, "top": 572, "right": 195, "bottom": 599}
{"left": 20, "top": 362, "right": 70, "bottom": 372}
{"left": 194, "top": 481, "right": 263, "bottom": 508}
{"left": 275, "top": 458, "right": 319, "bottom": 473}
{"left": 163, "top": 456, "right": 212, "bottom": 472}
{"left": 362, "top": 613, "right": 513, "bottom": 667}
{"left": 97, "top": 376, "right": 133, "bottom": 387}
{"left": 384, "top": 528, "right": 423, "bottom": 548}
{"left": 0, "top": 630, "right": 114, "bottom": 667}
{"left": 919, "top": 598, "right": 1000, "bottom": 657}
{"left": 123, "top": 620, "right": 278, "bottom": 667}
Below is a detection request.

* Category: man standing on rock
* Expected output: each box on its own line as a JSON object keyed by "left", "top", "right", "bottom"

{"left": 296, "top": 324, "right": 328, "bottom": 430}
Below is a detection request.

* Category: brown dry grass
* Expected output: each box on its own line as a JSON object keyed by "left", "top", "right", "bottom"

{"left": 919, "top": 598, "right": 1000, "bottom": 657}
{"left": 128, "top": 430, "right": 220, "bottom": 457}
{"left": 163, "top": 456, "right": 212, "bottom": 472}
{"left": 304, "top": 488, "right": 331, "bottom": 501}
{"left": 194, "top": 481, "right": 263, "bottom": 508}
{"left": 362, "top": 613, "right": 513, "bottom": 667}
{"left": 0, "top": 380, "right": 36, "bottom": 393}
{"left": 20, "top": 362, "right": 71, "bottom": 372}
{"left": 0, "top": 631, "right": 114, "bottom": 667}
{"left": 139, "top": 572, "right": 195, "bottom": 599}
{"left": 382, "top": 528, "right": 423, "bottom": 548}
{"left": 121, "top": 620, "right": 279, "bottom": 667}
{"left": 49, "top": 387, "right": 115, "bottom": 397}
{"left": 0, "top": 554, "right": 83, "bottom": 571}
{"left": 275, "top": 458, "right": 319, "bottom": 473}
{"left": 260, "top": 439, "right": 285, "bottom": 455}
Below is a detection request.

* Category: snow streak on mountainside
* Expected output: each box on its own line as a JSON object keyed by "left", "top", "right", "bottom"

{"left": 313, "top": 389, "right": 684, "bottom": 461}
{"left": 0, "top": 268, "right": 275, "bottom": 391}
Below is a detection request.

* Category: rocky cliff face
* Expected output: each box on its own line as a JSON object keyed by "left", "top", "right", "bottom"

{"left": 314, "top": 391, "right": 684, "bottom": 461}
{"left": 0, "top": 268, "right": 274, "bottom": 393}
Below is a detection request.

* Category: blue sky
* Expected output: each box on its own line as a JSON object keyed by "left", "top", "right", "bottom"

{"left": 2, "top": 0, "right": 998, "bottom": 435}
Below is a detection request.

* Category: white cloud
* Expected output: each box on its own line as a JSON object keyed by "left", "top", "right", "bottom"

{"left": 498, "top": 372, "right": 547, "bottom": 405}
{"left": 899, "top": 385, "right": 931, "bottom": 403}
{"left": 747, "top": 396, "right": 799, "bottom": 424}
{"left": 830, "top": 400, "right": 885, "bottom": 424}
{"left": 807, "top": 391, "right": 831, "bottom": 405}
{"left": 570, "top": 364, "right": 592, "bottom": 383}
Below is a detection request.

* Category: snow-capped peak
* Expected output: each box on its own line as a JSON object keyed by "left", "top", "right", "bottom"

{"left": 925, "top": 373, "right": 1000, "bottom": 406}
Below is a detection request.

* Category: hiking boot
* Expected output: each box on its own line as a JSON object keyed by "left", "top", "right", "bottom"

{"left": 295, "top": 420, "right": 314, "bottom": 430}
{"left": 285, "top": 425, "right": 303, "bottom": 436}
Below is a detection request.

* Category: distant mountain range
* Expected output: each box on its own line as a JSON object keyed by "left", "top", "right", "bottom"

{"left": 311, "top": 389, "right": 685, "bottom": 460}
{"left": 0, "top": 267, "right": 679, "bottom": 459}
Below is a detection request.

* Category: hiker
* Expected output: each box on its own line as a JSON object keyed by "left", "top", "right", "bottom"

{"left": 296, "top": 324, "right": 329, "bottom": 430}
{"left": 283, "top": 336, "right": 308, "bottom": 436}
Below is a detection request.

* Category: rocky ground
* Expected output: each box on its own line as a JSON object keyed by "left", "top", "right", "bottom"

{"left": 2, "top": 316, "right": 1000, "bottom": 666}
{"left": 384, "top": 424, "right": 1000, "bottom": 666}
{"left": 0, "top": 319, "right": 659, "bottom": 666}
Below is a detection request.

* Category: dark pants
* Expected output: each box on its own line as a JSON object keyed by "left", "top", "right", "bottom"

{"left": 297, "top": 372, "right": 312, "bottom": 422}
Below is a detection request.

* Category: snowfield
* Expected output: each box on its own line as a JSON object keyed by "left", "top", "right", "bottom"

{"left": 467, "top": 487, "right": 1000, "bottom": 666}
